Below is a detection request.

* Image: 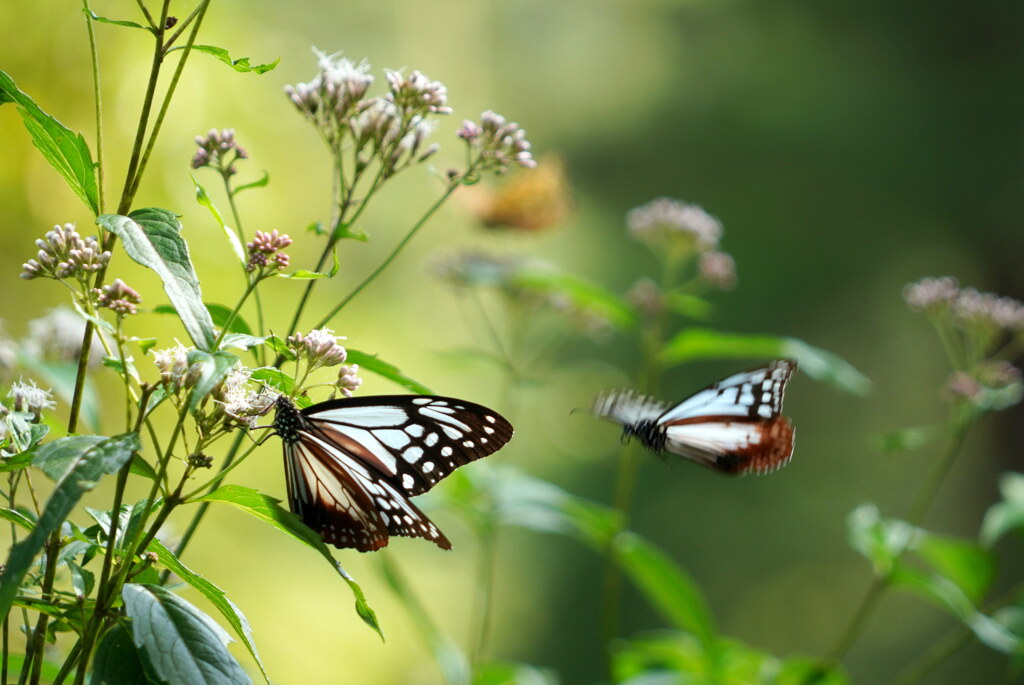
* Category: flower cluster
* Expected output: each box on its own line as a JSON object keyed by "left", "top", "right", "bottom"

{"left": 7, "top": 379, "right": 55, "bottom": 421}
{"left": 628, "top": 197, "right": 721, "bottom": 252}
{"left": 903, "top": 277, "right": 1024, "bottom": 335}
{"left": 288, "top": 328, "right": 348, "bottom": 370}
{"left": 285, "top": 52, "right": 447, "bottom": 177}
{"left": 457, "top": 111, "right": 536, "bottom": 174}
{"left": 152, "top": 343, "right": 201, "bottom": 393}
{"left": 21, "top": 223, "right": 110, "bottom": 282}
{"left": 905, "top": 277, "right": 1024, "bottom": 411}
{"left": 246, "top": 230, "right": 292, "bottom": 273}
{"left": 214, "top": 365, "right": 275, "bottom": 428}
{"left": 94, "top": 279, "right": 142, "bottom": 316}
{"left": 337, "top": 364, "right": 362, "bottom": 397}
{"left": 698, "top": 251, "right": 737, "bottom": 291}
{"left": 191, "top": 128, "right": 248, "bottom": 177}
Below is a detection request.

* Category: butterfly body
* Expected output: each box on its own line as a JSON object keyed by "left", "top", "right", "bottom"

{"left": 273, "top": 394, "right": 512, "bottom": 551}
{"left": 593, "top": 360, "right": 796, "bottom": 475}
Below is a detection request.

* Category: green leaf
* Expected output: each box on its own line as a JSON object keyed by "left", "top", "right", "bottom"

{"left": 332, "top": 222, "right": 368, "bottom": 242}
{"left": 658, "top": 329, "right": 872, "bottom": 396}
{"left": 153, "top": 303, "right": 253, "bottom": 337}
{"left": 0, "top": 433, "right": 139, "bottom": 619}
{"left": 0, "top": 507, "right": 34, "bottom": 532}
{"left": 121, "top": 583, "right": 251, "bottom": 685}
{"left": 846, "top": 503, "right": 915, "bottom": 575}
{"left": 873, "top": 425, "right": 946, "bottom": 453}
{"left": 149, "top": 540, "right": 269, "bottom": 683}
{"left": 233, "top": 171, "right": 269, "bottom": 195}
{"left": 192, "top": 485, "right": 382, "bottom": 638}
{"left": 130, "top": 454, "right": 159, "bottom": 481}
{"left": 613, "top": 532, "right": 717, "bottom": 647}
{"left": 185, "top": 350, "right": 240, "bottom": 413}
{"left": 0, "top": 70, "right": 99, "bottom": 214}
{"left": 980, "top": 472, "right": 1024, "bottom": 547}
{"left": 4, "top": 413, "right": 48, "bottom": 455}
{"left": 33, "top": 435, "right": 109, "bottom": 480}
{"left": 511, "top": 266, "right": 636, "bottom": 332}
{"left": 67, "top": 559, "right": 95, "bottom": 598}
{"left": 174, "top": 45, "right": 279, "bottom": 74}
{"left": 92, "top": 622, "right": 154, "bottom": 685}
{"left": 249, "top": 368, "right": 310, "bottom": 407}
{"left": 472, "top": 661, "right": 557, "bottom": 685}
{"left": 914, "top": 533, "right": 995, "bottom": 602}
{"left": 890, "top": 566, "right": 1021, "bottom": 654}
{"left": 219, "top": 334, "right": 266, "bottom": 353}
{"left": 260, "top": 335, "right": 295, "bottom": 362}
{"left": 665, "top": 292, "right": 714, "bottom": 321}
{"left": 100, "top": 210, "right": 217, "bottom": 350}
{"left": 193, "top": 177, "right": 246, "bottom": 267}
{"left": 281, "top": 247, "right": 339, "bottom": 280}
{"left": 0, "top": 452, "right": 36, "bottom": 475}
{"left": 85, "top": 10, "right": 148, "bottom": 31}
{"left": 103, "top": 355, "right": 140, "bottom": 383}
{"left": 346, "top": 349, "right": 433, "bottom": 394}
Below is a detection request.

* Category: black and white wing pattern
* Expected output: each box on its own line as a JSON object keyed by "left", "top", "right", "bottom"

{"left": 592, "top": 360, "right": 796, "bottom": 475}
{"left": 273, "top": 394, "right": 513, "bottom": 552}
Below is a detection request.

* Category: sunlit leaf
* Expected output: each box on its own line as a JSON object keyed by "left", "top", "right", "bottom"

{"left": 512, "top": 266, "right": 636, "bottom": 332}
{"left": 191, "top": 485, "right": 381, "bottom": 638}
{"left": 914, "top": 533, "right": 995, "bottom": 602}
{"left": 846, "top": 503, "right": 915, "bottom": 575}
{"left": 121, "top": 583, "right": 251, "bottom": 685}
{"left": 659, "top": 328, "right": 871, "bottom": 396}
{"left": 472, "top": 661, "right": 558, "bottom": 685}
{"left": 233, "top": 171, "right": 269, "bottom": 195}
{"left": 101, "top": 210, "right": 216, "bottom": 350}
{"left": 85, "top": 10, "right": 148, "bottom": 31}
{"left": 249, "top": 368, "right": 310, "bottom": 407}
{"left": 980, "top": 472, "right": 1024, "bottom": 547}
{"left": 193, "top": 178, "right": 246, "bottom": 267}
{"left": 0, "top": 69, "right": 99, "bottom": 214}
{"left": 172, "top": 44, "right": 279, "bottom": 74}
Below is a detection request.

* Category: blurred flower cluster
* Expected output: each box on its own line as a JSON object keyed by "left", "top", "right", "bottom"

{"left": 627, "top": 198, "right": 735, "bottom": 290}
{"left": 904, "top": 276, "right": 1024, "bottom": 411}
{"left": 457, "top": 111, "right": 536, "bottom": 175}
{"left": 284, "top": 51, "right": 447, "bottom": 177}
{"left": 191, "top": 128, "right": 248, "bottom": 178}
{"left": 21, "top": 223, "right": 110, "bottom": 283}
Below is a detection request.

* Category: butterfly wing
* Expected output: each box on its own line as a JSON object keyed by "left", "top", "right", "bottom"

{"left": 285, "top": 424, "right": 451, "bottom": 551}
{"left": 591, "top": 389, "right": 668, "bottom": 427}
{"left": 300, "top": 395, "right": 513, "bottom": 497}
{"left": 660, "top": 360, "right": 796, "bottom": 475}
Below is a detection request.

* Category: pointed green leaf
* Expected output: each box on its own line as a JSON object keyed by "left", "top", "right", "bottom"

{"left": 85, "top": 10, "right": 148, "bottom": 31}
{"left": 149, "top": 539, "right": 269, "bottom": 683}
{"left": 0, "top": 433, "right": 139, "bottom": 619}
{"left": 193, "top": 177, "right": 246, "bottom": 267}
{"left": 172, "top": 45, "right": 279, "bottom": 74}
{"left": 233, "top": 171, "right": 269, "bottom": 195}
{"left": 0, "top": 69, "right": 99, "bottom": 214}
{"left": 980, "top": 472, "right": 1024, "bottom": 547}
{"left": 658, "top": 328, "right": 872, "bottom": 396}
{"left": 192, "top": 485, "right": 382, "bottom": 638}
{"left": 100, "top": 210, "right": 216, "bottom": 350}
{"left": 346, "top": 349, "right": 432, "bottom": 394}
{"left": 122, "top": 583, "right": 251, "bottom": 685}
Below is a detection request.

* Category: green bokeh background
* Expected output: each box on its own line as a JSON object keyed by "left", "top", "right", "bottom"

{"left": 2, "top": 1, "right": 1023, "bottom": 683}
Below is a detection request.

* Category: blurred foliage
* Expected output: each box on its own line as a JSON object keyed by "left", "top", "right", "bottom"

{"left": 2, "top": 0, "right": 1024, "bottom": 683}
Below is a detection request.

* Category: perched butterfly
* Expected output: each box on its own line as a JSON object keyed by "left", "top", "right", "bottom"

{"left": 272, "top": 394, "right": 513, "bottom": 551}
{"left": 591, "top": 360, "right": 796, "bottom": 475}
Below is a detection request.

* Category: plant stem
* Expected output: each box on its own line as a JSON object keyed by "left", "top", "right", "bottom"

{"left": 312, "top": 179, "right": 463, "bottom": 330}
{"left": 469, "top": 522, "right": 498, "bottom": 669}
{"left": 816, "top": 419, "right": 973, "bottom": 673}
{"left": 212, "top": 277, "right": 260, "bottom": 350}
{"left": 83, "top": 0, "right": 105, "bottom": 214}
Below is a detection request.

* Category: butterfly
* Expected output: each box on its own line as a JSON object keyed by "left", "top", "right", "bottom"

{"left": 272, "top": 394, "right": 513, "bottom": 552}
{"left": 591, "top": 360, "right": 796, "bottom": 475}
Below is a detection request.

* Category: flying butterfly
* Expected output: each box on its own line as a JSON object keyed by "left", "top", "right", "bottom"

{"left": 272, "top": 394, "right": 513, "bottom": 551}
{"left": 591, "top": 360, "right": 796, "bottom": 475}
